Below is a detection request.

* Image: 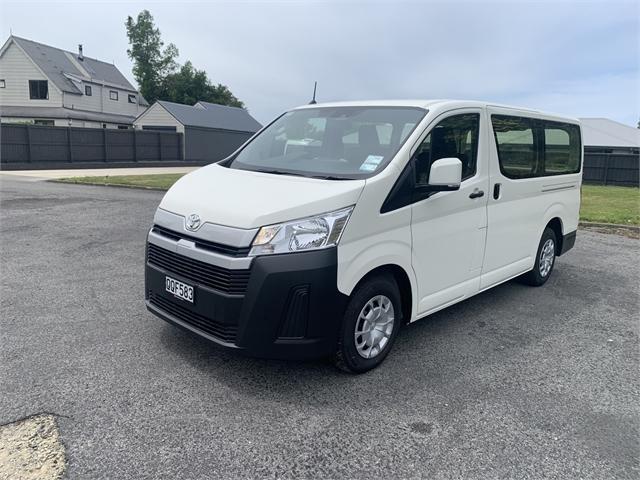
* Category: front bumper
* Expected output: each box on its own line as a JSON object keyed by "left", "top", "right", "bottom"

{"left": 145, "top": 246, "right": 349, "bottom": 359}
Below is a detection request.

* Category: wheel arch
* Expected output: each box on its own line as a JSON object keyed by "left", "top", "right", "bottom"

{"left": 545, "top": 217, "right": 564, "bottom": 255}
{"left": 540, "top": 203, "right": 567, "bottom": 256}
{"left": 340, "top": 260, "right": 416, "bottom": 324}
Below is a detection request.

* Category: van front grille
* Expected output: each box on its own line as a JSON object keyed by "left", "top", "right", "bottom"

{"left": 149, "top": 292, "right": 238, "bottom": 344}
{"left": 152, "top": 225, "right": 251, "bottom": 257}
{"left": 147, "top": 243, "right": 250, "bottom": 295}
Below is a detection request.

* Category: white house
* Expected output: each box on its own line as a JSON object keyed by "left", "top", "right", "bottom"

{"left": 0, "top": 36, "right": 148, "bottom": 129}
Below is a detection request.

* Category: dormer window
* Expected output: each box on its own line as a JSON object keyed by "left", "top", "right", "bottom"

{"left": 85, "top": 85, "right": 92, "bottom": 96}
{"left": 109, "top": 90, "right": 118, "bottom": 101}
{"left": 128, "top": 94, "right": 136, "bottom": 104}
{"left": 29, "top": 80, "right": 49, "bottom": 100}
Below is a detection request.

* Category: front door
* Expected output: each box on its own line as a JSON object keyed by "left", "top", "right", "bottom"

{"left": 411, "top": 109, "right": 490, "bottom": 316}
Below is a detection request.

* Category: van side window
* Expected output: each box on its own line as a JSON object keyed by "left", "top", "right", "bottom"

{"left": 543, "top": 121, "right": 581, "bottom": 175}
{"left": 492, "top": 115, "right": 538, "bottom": 178}
{"left": 492, "top": 115, "right": 581, "bottom": 178}
{"left": 414, "top": 113, "right": 480, "bottom": 185}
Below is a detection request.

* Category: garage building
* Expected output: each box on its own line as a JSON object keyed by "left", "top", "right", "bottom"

{"left": 134, "top": 100, "right": 262, "bottom": 162}
{"left": 579, "top": 117, "right": 639, "bottom": 186}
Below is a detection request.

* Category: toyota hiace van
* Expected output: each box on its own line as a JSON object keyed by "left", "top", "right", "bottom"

{"left": 145, "top": 100, "right": 582, "bottom": 372}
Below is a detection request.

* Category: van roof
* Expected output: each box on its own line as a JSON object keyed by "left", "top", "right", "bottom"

{"left": 293, "top": 99, "right": 580, "bottom": 123}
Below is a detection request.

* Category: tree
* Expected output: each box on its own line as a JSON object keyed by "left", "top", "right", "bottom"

{"left": 126, "top": 10, "right": 178, "bottom": 104}
{"left": 125, "top": 10, "right": 243, "bottom": 108}
{"left": 159, "top": 62, "right": 244, "bottom": 108}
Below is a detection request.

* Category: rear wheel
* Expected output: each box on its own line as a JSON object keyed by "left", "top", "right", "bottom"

{"left": 334, "top": 275, "right": 403, "bottom": 373}
{"left": 521, "top": 227, "right": 557, "bottom": 286}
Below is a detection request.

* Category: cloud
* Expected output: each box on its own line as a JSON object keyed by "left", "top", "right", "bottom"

{"left": 1, "top": 0, "right": 638, "bottom": 125}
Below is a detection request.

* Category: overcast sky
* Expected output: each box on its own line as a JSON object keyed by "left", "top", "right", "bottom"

{"left": 1, "top": 0, "right": 638, "bottom": 126}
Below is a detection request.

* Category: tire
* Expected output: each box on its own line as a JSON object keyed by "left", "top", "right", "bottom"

{"left": 334, "top": 274, "right": 403, "bottom": 373}
{"left": 521, "top": 227, "right": 557, "bottom": 286}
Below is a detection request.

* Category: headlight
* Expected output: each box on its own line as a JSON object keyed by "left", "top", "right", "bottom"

{"left": 249, "top": 206, "right": 354, "bottom": 256}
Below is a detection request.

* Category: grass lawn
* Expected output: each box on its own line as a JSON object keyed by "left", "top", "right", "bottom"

{"left": 57, "top": 173, "right": 185, "bottom": 190}
{"left": 580, "top": 185, "right": 639, "bottom": 225}
{"left": 58, "top": 175, "right": 640, "bottom": 226}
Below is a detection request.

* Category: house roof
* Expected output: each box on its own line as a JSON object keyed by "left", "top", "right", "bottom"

{"left": 2, "top": 36, "right": 138, "bottom": 95}
{"left": 579, "top": 118, "right": 640, "bottom": 148}
{"left": 157, "top": 101, "right": 262, "bottom": 132}
{"left": 0, "top": 105, "right": 136, "bottom": 124}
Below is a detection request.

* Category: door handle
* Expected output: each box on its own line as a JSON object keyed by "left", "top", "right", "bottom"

{"left": 469, "top": 189, "right": 484, "bottom": 199}
{"left": 493, "top": 183, "right": 501, "bottom": 200}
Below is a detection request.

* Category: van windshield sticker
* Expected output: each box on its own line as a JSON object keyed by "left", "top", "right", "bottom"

{"left": 360, "top": 155, "right": 384, "bottom": 172}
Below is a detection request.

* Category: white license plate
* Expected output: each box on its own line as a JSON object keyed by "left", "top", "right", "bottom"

{"left": 165, "top": 276, "right": 194, "bottom": 303}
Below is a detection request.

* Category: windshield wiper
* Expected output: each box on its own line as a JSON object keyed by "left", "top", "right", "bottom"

{"left": 311, "top": 175, "right": 351, "bottom": 180}
{"left": 253, "top": 169, "right": 306, "bottom": 177}
{"left": 253, "top": 169, "right": 350, "bottom": 180}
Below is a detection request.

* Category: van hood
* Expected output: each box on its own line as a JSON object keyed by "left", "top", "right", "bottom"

{"left": 158, "top": 163, "right": 366, "bottom": 229}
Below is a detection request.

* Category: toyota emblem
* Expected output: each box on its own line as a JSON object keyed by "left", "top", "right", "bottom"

{"left": 185, "top": 213, "right": 201, "bottom": 231}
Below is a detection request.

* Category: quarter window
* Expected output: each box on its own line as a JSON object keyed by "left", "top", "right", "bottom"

{"left": 85, "top": 85, "right": 92, "bottom": 96}
{"left": 543, "top": 122, "right": 581, "bottom": 175}
{"left": 109, "top": 90, "right": 118, "bottom": 101}
{"left": 29, "top": 80, "right": 48, "bottom": 100}
{"left": 414, "top": 113, "right": 480, "bottom": 184}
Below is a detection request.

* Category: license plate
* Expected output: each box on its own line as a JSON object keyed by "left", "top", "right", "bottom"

{"left": 165, "top": 276, "right": 194, "bottom": 303}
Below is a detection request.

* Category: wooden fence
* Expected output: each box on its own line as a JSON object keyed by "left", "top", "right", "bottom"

{"left": 582, "top": 147, "right": 639, "bottom": 187}
{"left": 0, "top": 124, "right": 186, "bottom": 170}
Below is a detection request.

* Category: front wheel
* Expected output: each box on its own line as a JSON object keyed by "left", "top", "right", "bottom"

{"left": 521, "top": 227, "right": 557, "bottom": 286}
{"left": 334, "top": 275, "right": 403, "bottom": 373}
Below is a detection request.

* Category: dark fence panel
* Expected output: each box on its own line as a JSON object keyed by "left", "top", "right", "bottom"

{"left": 583, "top": 148, "right": 639, "bottom": 187}
{"left": 70, "top": 128, "right": 104, "bottom": 163}
{"left": 184, "top": 127, "right": 253, "bottom": 162}
{"left": 1, "top": 124, "right": 186, "bottom": 170}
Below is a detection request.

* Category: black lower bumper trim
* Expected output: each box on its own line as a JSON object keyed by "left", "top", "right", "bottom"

{"left": 145, "top": 247, "right": 349, "bottom": 360}
{"left": 146, "top": 299, "right": 240, "bottom": 349}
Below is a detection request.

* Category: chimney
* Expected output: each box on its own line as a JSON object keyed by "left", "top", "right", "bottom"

{"left": 78, "top": 44, "right": 83, "bottom": 61}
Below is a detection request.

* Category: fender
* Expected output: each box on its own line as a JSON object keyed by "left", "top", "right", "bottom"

{"left": 337, "top": 239, "right": 418, "bottom": 321}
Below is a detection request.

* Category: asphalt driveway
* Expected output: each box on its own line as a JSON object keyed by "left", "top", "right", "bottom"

{"left": 1, "top": 176, "right": 638, "bottom": 479}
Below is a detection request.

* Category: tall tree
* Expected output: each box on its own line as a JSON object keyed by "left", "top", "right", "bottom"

{"left": 159, "top": 62, "right": 243, "bottom": 108}
{"left": 125, "top": 10, "right": 178, "bottom": 104}
{"left": 125, "top": 10, "right": 244, "bottom": 108}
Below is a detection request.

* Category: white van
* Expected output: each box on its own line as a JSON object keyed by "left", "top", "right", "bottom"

{"left": 146, "top": 100, "right": 582, "bottom": 373}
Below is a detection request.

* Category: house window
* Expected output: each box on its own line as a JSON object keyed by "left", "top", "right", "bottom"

{"left": 34, "top": 119, "right": 54, "bottom": 126}
{"left": 109, "top": 90, "right": 118, "bottom": 101}
{"left": 128, "top": 94, "right": 136, "bottom": 104}
{"left": 0, "top": 79, "right": 5, "bottom": 88}
{"left": 117, "top": 125, "right": 130, "bottom": 130}
{"left": 29, "top": 80, "right": 49, "bottom": 100}
{"left": 85, "top": 85, "right": 92, "bottom": 96}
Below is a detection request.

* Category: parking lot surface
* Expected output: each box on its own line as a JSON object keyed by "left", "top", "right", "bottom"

{"left": 1, "top": 176, "right": 638, "bottom": 479}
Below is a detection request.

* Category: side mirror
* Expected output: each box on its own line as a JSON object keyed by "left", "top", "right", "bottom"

{"left": 427, "top": 157, "right": 462, "bottom": 191}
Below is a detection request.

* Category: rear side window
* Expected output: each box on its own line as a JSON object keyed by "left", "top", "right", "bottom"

{"left": 543, "top": 122, "right": 581, "bottom": 175}
{"left": 492, "top": 115, "right": 581, "bottom": 179}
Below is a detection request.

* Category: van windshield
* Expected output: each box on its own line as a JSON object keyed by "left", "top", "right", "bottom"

{"left": 227, "top": 106, "right": 426, "bottom": 179}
